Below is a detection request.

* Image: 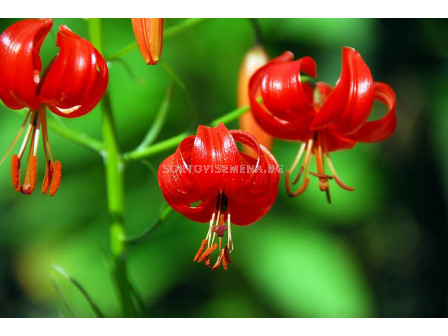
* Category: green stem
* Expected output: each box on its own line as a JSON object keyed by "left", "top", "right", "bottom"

{"left": 136, "top": 83, "right": 173, "bottom": 150}
{"left": 122, "top": 102, "right": 253, "bottom": 162}
{"left": 106, "top": 18, "right": 211, "bottom": 62}
{"left": 87, "top": 18, "right": 136, "bottom": 318}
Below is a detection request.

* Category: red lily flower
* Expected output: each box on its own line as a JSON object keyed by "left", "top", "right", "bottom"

{"left": 0, "top": 18, "right": 108, "bottom": 195}
{"left": 158, "top": 123, "right": 280, "bottom": 270}
{"left": 249, "top": 47, "right": 396, "bottom": 202}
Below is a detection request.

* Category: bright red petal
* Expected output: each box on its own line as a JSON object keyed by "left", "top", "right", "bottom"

{"left": 311, "top": 47, "right": 374, "bottom": 134}
{"left": 158, "top": 124, "right": 280, "bottom": 225}
{"left": 228, "top": 130, "right": 280, "bottom": 225}
{"left": 346, "top": 82, "right": 397, "bottom": 143}
{"left": 39, "top": 25, "right": 109, "bottom": 118}
{"left": 260, "top": 55, "right": 316, "bottom": 120}
{"left": 157, "top": 135, "right": 216, "bottom": 223}
{"left": 249, "top": 52, "right": 314, "bottom": 141}
{"left": 0, "top": 18, "right": 53, "bottom": 110}
{"left": 190, "top": 123, "right": 246, "bottom": 198}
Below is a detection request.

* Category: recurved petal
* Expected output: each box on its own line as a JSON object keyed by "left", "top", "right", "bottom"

{"left": 131, "top": 18, "right": 164, "bottom": 65}
{"left": 157, "top": 136, "right": 216, "bottom": 223}
{"left": 190, "top": 123, "right": 245, "bottom": 198}
{"left": 310, "top": 47, "right": 374, "bottom": 133}
{"left": 260, "top": 54, "right": 317, "bottom": 120}
{"left": 39, "top": 25, "right": 109, "bottom": 118}
{"left": 345, "top": 82, "right": 397, "bottom": 143}
{"left": 249, "top": 57, "right": 314, "bottom": 141}
{"left": 0, "top": 18, "right": 53, "bottom": 110}
{"left": 227, "top": 130, "right": 280, "bottom": 225}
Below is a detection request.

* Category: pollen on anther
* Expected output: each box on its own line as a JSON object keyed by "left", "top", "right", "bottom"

{"left": 197, "top": 243, "right": 218, "bottom": 263}
{"left": 194, "top": 239, "right": 208, "bottom": 262}
{"left": 10, "top": 154, "right": 21, "bottom": 192}
{"left": 49, "top": 161, "right": 62, "bottom": 196}
{"left": 42, "top": 160, "right": 53, "bottom": 194}
{"left": 21, "top": 155, "right": 38, "bottom": 195}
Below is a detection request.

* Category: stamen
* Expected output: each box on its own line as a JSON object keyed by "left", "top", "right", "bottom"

{"left": 227, "top": 213, "right": 234, "bottom": 253}
{"left": 42, "top": 160, "right": 53, "bottom": 194}
{"left": 49, "top": 161, "right": 62, "bottom": 196}
{"left": 325, "top": 153, "right": 354, "bottom": 191}
{"left": 221, "top": 251, "right": 228, "bottom": 271}
{"left": 10, "top": 154, "right": 21, "bottom": 192}
{"left": 224, "top": 244, "right": 232, "bottom": 264}
{"left": 0, "top": 111, "right": 32, "bottom": 166}
{"left": 204, "top": 256, "right": 211, "bottom": 268}
{"left": 197, "top": 243, "right": 218, "bottom": 263}
{"left": 286, "top": 138, "right": 313, "bottom": 197}
{"left": 21, "top": 155, "right": 38, "bottom": 195}
{"left": 313, "top": 141, "right": 332, "bottom": 204}
{"left": 193, "top": 239, "right": 208, "bottom": 262}
{"left": 18, "top": 112, "right": 38, "bottom": 160}
{"left": 211, "top": 252, "right": 223, "bottom": 270}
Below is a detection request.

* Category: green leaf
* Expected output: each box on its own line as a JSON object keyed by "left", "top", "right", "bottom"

{"left": 53, "top": 264, "right": 106, "bottom": 318}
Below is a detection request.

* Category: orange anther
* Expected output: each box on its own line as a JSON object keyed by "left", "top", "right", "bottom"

{"left": 42, "top": 160, "right": 53, "bottom": 194}
{"left": 204, "top": 256, "right": 211, "bottom": 268}
{"left": 212, "top": 254, "right": 222, "bottom": 270}
{"left": 197, "top": 243, "right": 218, "bottom": 263}
{"left": 10, "top": 154, "right": 21, "bottom": 192}
{"left": 21, "top": 155, "right": 37, "bottom": 195}
{"left": 49, "top": 160, "right": 62, "bottom": 196}
{"left": 221, "top": 251, "right": 228, "bottom": 271}
{"left": 193, "top": 239, "right": 208, "bottom": 262}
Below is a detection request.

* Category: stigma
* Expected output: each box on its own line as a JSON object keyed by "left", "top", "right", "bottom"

{"left": 193, "top": 192, "right": 233, "bottom": 271}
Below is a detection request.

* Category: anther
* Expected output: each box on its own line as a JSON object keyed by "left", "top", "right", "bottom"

{"left": 10, "top": 154, "right": 21, "bottom": 192}
{"left": 21, "top": 155, "right": 38, "bottom": 195}
{"left": 49, "top": 161, "right": 62, "bottom": 196}
{"left": 194, "top": 239, "right": 208, "bottom": 262}
{"left": 197, "top": 243, "right": 218, "bottom": 263}
{"left": 42, "top": 160, "right": 53, "bottom": 194}
{"left": 211, "top": 253, "right": 222, "bottom": 270}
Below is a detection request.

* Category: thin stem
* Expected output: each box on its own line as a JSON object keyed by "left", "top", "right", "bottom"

{"left": 107, "top": 18, "right": 211, "bottom": 62}
{"left": 136, "top": 83, "right": 173, "bottom": 150}
{"left": 123, "top": 132, "right": 188, "bottom": 162}
{"left": 87, "top": 18, "right": 136, "bottom": 318}
{"left": 122, "top": 101, "right": 254, "bottom": 162}
{"left": 126, "top": 204, "right": 173, "bottom": 245}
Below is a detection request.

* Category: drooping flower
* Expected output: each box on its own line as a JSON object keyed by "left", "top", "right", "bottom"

{"left": 0, "top": 18, "right": 109, "bottom": 195}
{"left": 158, "top": 123, "right": 280, "bottom": 270}
{"left": 249, "top": 47, "right": 396, "bottom": 202}
{"left": 238, "top": 44, "right": 273, "bottom": 156}
{"left": 131, "top": 18, "right": 164, "bottom": 65}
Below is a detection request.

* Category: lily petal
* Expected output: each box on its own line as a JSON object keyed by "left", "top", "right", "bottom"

{"left": 0, "top": 18, "right": 53, "bottom": 110}
{"left": 346, "top": 82, "right": 397, "bottom": 143}
{"left": 39, "top": 25, "right": 109, "bottom": 118}
{"left": 311, "top": 47, "right": 374, "bottom": 134}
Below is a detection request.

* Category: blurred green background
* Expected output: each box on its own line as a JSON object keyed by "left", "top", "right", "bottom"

{"left": 0, "top": 18, "right": 447, "bottom": 318}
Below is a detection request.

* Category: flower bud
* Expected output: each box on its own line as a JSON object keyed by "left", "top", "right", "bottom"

{"left": 131, "top": 18, "right": 164, "bottom": 65}
{"left": 237, "top": 45, "right": 273, "bottom": 155}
